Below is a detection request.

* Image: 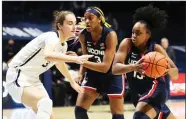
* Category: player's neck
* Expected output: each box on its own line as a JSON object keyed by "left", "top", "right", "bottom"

{"left": 137, "top": 43, "right": 148, "bottom": 53}
{"left": 91, "top": 26, "right": 103, "bottom": 36}
{"left": 91, "top": 26, "right": 103, "bottom": 41}
{"left": 58, "top": 30, "right": 66, "bottom": 43}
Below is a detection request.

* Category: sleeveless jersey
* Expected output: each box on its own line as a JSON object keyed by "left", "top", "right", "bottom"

{"left": 82, "top": 26, "right": 114, "bottom": 77}
{"left": 125, "top": 39, "right": 165, "bottom": 95}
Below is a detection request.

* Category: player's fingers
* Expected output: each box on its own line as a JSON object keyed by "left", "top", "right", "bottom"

{"left": 167, "top": 63, "right": 171, "bottom": 69}
{"left": 84, "top": 55, "right": 94, "bottom": 58}
{"left": 74, "top": 78, "right": 79, "bottom": 83}
{"left": 137, "top": 63, "right": 143, "bottom": 69}
{"left": 138, "top": 69, "right": 144, "bottom": 75}
{"left": 88, "top": 55, "right": 94, "bottom": 59}
{"left": 77, "top": 60, "right": 84, "bottom": 65}
{"left": 138, "top": 57, "right": 144, "bottom": 64}
{"left": 78, "top": 79, "right": 82, "bottom": 84}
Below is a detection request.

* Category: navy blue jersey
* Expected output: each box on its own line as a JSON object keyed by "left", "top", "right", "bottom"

{"left": 125, "top": 39, "right": 171, "bottom": 117}
{"left": 81, "top": 27, "right": 124, "bottom": 95}
{"left": 125, "top": 39, "right": 166, "bottom": 95}
{"left": 82, "top": 26, "right": 114, "bottom": 77}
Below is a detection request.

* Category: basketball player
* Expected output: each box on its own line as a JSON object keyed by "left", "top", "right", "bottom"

{"left": 112, "top": 5, "right": 178, "bottom": 119}
{"left": 74, "top": 7, "right": 125, "bottom": 119}
{"left": 6, "top": 10, "right": 93, "bottom": 119}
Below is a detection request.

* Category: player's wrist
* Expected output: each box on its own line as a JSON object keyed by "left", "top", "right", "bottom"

{"left": 69, "top": 79, "right": 76, "bottom": 84}
{"left": 131, "top": 64, "right": 137, "bottom": 71}
{"left": 74, "top": 56, "right": 79, "bottom": 63}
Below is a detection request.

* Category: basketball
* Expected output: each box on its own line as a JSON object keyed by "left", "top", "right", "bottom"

{"left": 142, "top": 51, "right": 168, "bottom": 78}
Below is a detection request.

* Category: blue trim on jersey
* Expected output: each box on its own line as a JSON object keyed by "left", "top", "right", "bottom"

{"left": 15, "top": 69, "right": 21, "bottom": 87}
{"left": 18, "top": 48, "right": 42, "bottom": 67}
{"left": 55, "top": 31, "right": 59, "bottom": 38}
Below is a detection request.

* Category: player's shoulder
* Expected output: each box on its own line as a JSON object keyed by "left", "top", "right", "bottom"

{"left": 120, "top": 38, "right": 132, "bottom": 47}
{"left": 42, "top": 31, "right": 58, "bottom": 38}
{"left": 104, "top": 26, "right": 113, "bottom": 31}
{"left": 33, "top": 31, "right": 57, "bottom": 41}
{"left": 104, "top": 26, "right": 115, "bottom": 36}
{"left": 40, "top": 31, "right": 59, "bottom": 43}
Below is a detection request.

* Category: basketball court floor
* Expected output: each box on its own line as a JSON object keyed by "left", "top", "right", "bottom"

{"left": 3, "top": 99, "right": 185, "bottom": 119}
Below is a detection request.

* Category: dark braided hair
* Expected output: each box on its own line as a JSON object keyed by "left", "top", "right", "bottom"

{"left": 133, "top": 4, "right": 168, "bottom": 35}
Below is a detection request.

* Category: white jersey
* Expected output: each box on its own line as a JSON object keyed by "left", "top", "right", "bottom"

{"left": 8, "top": 31, "right": 68, "bottom": 77}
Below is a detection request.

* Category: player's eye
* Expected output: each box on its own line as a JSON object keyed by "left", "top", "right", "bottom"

{"left": 67, "top": 21, "right": 74, "bottom": 25}
{"left": 68, "top": 22, "right": 73, "bottom": 25}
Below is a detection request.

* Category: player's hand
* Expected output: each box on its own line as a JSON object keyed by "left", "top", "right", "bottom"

{"left": 74, "top": 75, "right": 83, "bottom": 84}
{"left": 66, "top": 51, "right": 78, "bottom": 56}
{"left": 70, "top": 81, "right": 84, "bottom": 93}
{"left": 134, "top": 57, "right": 146, "bottom": 75}
{"left": 163, "top": 63, "right": 171, "bottom": 76}
{"left": 75, "top": 55, "right": 94, "bottom": 64}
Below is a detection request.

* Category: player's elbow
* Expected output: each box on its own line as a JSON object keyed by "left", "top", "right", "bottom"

{"left": 44, "top": 56, "right": 51, "bottom": 61}
{"left": 102, "top": 68, "right": 109, "bottom": 73}
{"left": 112, "top": 65, "right": 118, "bottom": 75}
{"left": 102, "top": 65, "right": 110, "bottom": 73}
{"left": 44, "top": 53, "right": 53, "bottom": 61}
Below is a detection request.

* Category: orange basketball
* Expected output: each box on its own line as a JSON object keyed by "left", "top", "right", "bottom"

{"left": 142, "top": 51, "right": 168, "bottom": 79}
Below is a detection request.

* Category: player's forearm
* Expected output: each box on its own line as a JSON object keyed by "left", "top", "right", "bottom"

{"left": 82, "top": 61, "right": 110, "bottom": 73}
{"left": 168, "top": 68, "right": 179, "bottom": 80}
{"left": 56, "top": 62, "right": 74, "bottom": 83}
{"left": 112, "top": 63, "right": 135, "bottom": 75}
{"left": 79, "top": 65, "right": 87, "bottom": 76}
{"left": 44, "top": 52, "right": 78, "bottom": 63}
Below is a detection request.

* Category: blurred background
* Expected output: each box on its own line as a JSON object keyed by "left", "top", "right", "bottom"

{"left": 2, "top": 1, "right": 186, "bottom": 119}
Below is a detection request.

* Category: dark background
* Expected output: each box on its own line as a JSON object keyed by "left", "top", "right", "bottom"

{"left": 2, "top": 1, "right": 186, "bottom": 109}
{"left": 2, "top": 1, "right": 186, "bottom": 45}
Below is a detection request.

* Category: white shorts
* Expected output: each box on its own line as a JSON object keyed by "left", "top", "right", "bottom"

{"left": 6, "top": 68, "right": 48, "bottom": 104}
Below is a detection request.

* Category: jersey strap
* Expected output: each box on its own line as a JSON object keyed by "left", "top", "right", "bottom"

{"left": 55, "top": 31, "right": 59, "bottom": 38}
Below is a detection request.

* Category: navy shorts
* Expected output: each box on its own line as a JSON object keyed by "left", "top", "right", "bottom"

{"left": 81, "top": 73, "right": 125, "bottom": 98}
{"left": 132, "top": 79, "right": 171, "bottom": 118}
{"left": 155, "top": 104, "right": 171, "bottom": 119}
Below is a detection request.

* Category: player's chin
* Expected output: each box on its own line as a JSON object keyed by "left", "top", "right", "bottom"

{"left": 133, "top": 42, "right": 139, "bottom": 47}
{"left": 69, "top": 33, "right": 76, "bottom": 38}
{"left": 134, "top": 41, "right": 142, "bottom": 47}
{"left": 86, "top": 27, "right": 92, "bottom": 32}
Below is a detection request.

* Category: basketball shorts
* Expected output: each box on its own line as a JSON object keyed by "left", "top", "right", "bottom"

{"left": 131, "top": 79, "right": 171, "bottom": 118}
{"left": 6, "top": 68, "right": 48, "bottom": 104}
{"left": 81, "top": 73, "right": 125, "bottom": 98}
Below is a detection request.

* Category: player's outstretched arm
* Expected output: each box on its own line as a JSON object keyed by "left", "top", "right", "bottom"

{"left": 44, "top": 43, "right": 93, "bottom": 64}
{"left": 55, "top": 62, "right": 84, "bottom": 93}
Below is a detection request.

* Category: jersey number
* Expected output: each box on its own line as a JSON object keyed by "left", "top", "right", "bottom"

{"left": 42, "top": 61, "right": 50, "bottom": 67}
{"left": 133, "top": 71, "right": 144, "bottom": 80}
{"left": 95, "top": 56, "right": 101, "bottom": 63}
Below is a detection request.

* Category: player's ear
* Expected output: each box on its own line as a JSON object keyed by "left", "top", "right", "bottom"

{"left": 146, "top": 32, "right": 150, "bottom": 40}
{"left": 98, "top": 17, "right": 101, "bottom": 24}
{"left": 57, "top": 23, "right": 62, "bottom": 30}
